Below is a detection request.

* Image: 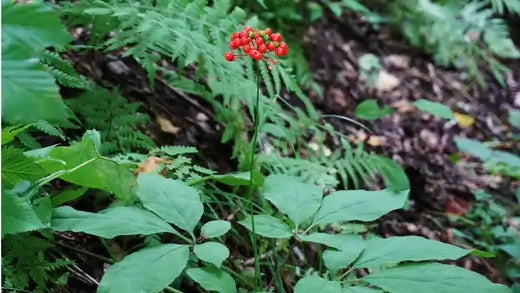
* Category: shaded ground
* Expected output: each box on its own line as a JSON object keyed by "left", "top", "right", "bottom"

{"left": 58, "top": 10, "right": 520, "bottom": 291}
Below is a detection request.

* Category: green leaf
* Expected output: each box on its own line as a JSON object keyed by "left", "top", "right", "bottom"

{"left": 343, "top": 287, "right": 383, "bottom": 293}
{"left": 294, "top": 275, "right": 341, "bottom": 293}
{"left": 38, "top": 131, "right": 136, "bottom": 199}
{"left": 364, "top": 263, "right": 512, "bottom": 293}
{"left": 263, "top": 175, "right": 323, "bottom": 227}
{"left": 352, "top": 236, "right": 470, "bottom": 269}
{"left": 51, "top": 206, "right": 177, "bottom": 238}
{"left": 355, "top": 99, "right": 394, "bottom": 120}
{"left": 499, "top": 239, "right": 520, "bottom": 261}
{"left": 2, "top": 1, "right": 72, "bottom": 54}
{"left": 136, "top": 173, "right": 203, "bottom": 233}
{"left": 201, "top": 220, "right": 231, "bottom": 238}
{"left": 33, "top": 196, "right": 52, "bottom": 226}
{"left": 312, "top": 189, "right": 409, "bottom": 225}
{"left": 373, "top": 156, "right": 410, "bottom": 191}
{"left": 509, "top": 109, "right": 520, "bottom": 129}
{"left": 299, "top": 233, "right": 364, "bottom": 251}
{"left": 212, "top": 171, "right": 264, "bottom": 186}
{"left": 2, "top": 188, "right": 45, "bottom": 236}
{"left": 51, "top": 186, "right": 89, "bottom": 207}
{"left": 2, "top": 123, "right": 33, "bottom": 145}
{"left": 412, "top": 99, "right": 454, "bottom": 120}
{"left": 98, "top": 244, "right": 189, "bottom": 293}
{"left": 238, "top": 215, "right": 293, "bottom": 238}
{"left": 194, "top": 242, "right": 230, "bottom": 267}
{"left": 186, "top": 267, "right": 236, "bottom": 293}
{"left": 323, "top": 248, "right": 364, "bottom": 273}
{"left": 83, "top": 8, "right": 113, "bottom": 15}
{"left": 454, "top": 136, "right": 492, "bottom": 160}
{"left": 2, "top": 147, "right": 45, "bottom": 187}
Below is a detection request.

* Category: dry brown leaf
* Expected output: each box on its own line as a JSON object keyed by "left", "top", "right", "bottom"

{"left": 385, "top": 54, "right": 410, "bottom": 69}
{"left": 444, "top": 195, "right": 471, "bottom": 216}
{"left": 376, "top": 70, "right": 400, "bottom": 92}
{"left": 391, "top": 100, "right": 415, "bottom": 113}
{"left": 133, "top": 156, "right": 172, "bottom": 176}
{"left": 368, "top": 135, "right": 384, "bottom": 147}
{"left": 156, "top": 115, "right": 181, "bottom": 134}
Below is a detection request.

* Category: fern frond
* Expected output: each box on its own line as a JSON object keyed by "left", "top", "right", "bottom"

{"left": 150, "top": 145, "right": 198, "bottom": 156}
{"left": 40, "top": 49, "right": 91, "bottom": 89}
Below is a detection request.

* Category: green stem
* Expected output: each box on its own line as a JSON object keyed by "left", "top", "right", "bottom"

{"left": 248, "top": 64, "right": 262, "bottom": 290}
{"left": 164, "top": 286, "right": 184, "bottom": 293}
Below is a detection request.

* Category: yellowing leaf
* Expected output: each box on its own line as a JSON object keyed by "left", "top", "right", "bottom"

{"left": 454, "top": 112, "right": 475, "bottom": 127}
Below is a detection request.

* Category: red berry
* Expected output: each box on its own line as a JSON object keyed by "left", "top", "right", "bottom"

{"left": 253, "top": 51, "right": 262, "bottom": 60}
{"left": 258, "top": 44, "right": 267, "bottom": 53}
{"left": 270, "top": 33, "right": 282, "bottom": 42}
{"left": 224, "top": 51, "right": 235, "bottom": 61}
{"left": 282, "top": 46, "right": 288, "bottom": 54}
{"left": 239, "top": 31, "right": 248, "bottom": 38}
{"left": 266, "top": 42, "right": 275, "bottom": 51}
{"left": 231, "top": 32, "right": 239, "bottom": 40}
{"left": 279, "top": 42, "right": 287, "bottom": 49}
{"left": 275, "top": 47, "right": 284, "bottom": 56}
{"left": 254, "top": 31, "right": 260, "bottom": 38}
{"left": 264, "top": 28, "right": 272, "bottom": 35}
{"left": 255, "top": 37, "right": 264, "bottom": 46}
{"left": 242, "top": 44, "right": 252, "bottom": 53}
{"left": 248, "top": 49, "right": 257, "bottom": 58}
{"left": 230, "top": 42, "right": 238, "bottom": 49}
{"left": 240, "top": 37, "right": 251, "bottom": 45}
{"left": 268, "top": 66, "right": 273, "bottom": 70}
{"left": 266, "top": 58, "right": 271, "bottom": 62}
{"left": 244, "top": 25, "right": 253, "bottom": 32}
{"left": 232, "top": 38, "right": 241, "bottom": 48}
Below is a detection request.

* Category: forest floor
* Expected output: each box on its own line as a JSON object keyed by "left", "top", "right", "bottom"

{"left": 63, "top": 10, "right": 520, "bottom": 292}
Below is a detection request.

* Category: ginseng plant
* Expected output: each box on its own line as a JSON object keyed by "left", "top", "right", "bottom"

{"left": 224, "top": 25, "right": 288, "bottom": 290}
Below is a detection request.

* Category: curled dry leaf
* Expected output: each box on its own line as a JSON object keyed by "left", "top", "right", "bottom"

{"left": 133, "top": 156, "right": 172, "bottom": 176}
{"left": 156, "top": 114, "right": 181, "bottom": 135}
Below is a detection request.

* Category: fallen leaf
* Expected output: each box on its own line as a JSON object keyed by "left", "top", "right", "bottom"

{"left": 376, "top": 70, "right": 400, "bottom": 92}
{"left": 133, "top": 156, "right": 172, "bottom": 176}
{"left": 385, "top": 54, "right": 410, "bottom": 69}
{"left": 444, "top": 195, "right": 471, "bottom": 216}
{"left": 391, "top": 100, "right": 415, "bottom": 113}
{"left": 368, "top": 135, "right": 384, "bottom": 147}
{"left": 156, "top": 115, "right": 181, "bottom": 134}
{"left": 454, "top": 112, "right": 475, "bottom": 127}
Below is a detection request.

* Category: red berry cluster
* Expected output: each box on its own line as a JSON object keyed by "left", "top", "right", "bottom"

{"left": 224, "top": 26, "right": 288, "bottom": 66}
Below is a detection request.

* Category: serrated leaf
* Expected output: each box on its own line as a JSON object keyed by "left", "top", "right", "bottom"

{"left": 263, "top": 175, "right": 323, "bottom": 227}
{"left": 194, "top": 242, "right": 230, "bottom": 267}
{"left": 186, "top": 267, "right": 236, "bottom": 293}
{"left": 294, "top": 275, "right": 341, "bottom": 293}
{"left": 201, "top": 220, "right": 231, "bottom": 238}
{"left": 2, "top": 188, "right": 45, "bottom": 236}
{"left": 355, "top": 99, "right": 394, "bottom": 120}
{"left": 352, "top": 236, "right": 470, "bottom": 269}
{"left": 51, "top": 206, "right": 177, "bottom": 238}
{"left": 412, "top": 99, "right": 454, "bottom": 120}
{"left": 364, "top": 263, "right": 512, "bottom": 293}
{"left": 98, "top": 244, "right": 189, "bottom": 293}
{"left": 136, "top": 173, "right": 203, "bottom": 233}
{"left": 238, "top": 215, "right": 293, "bottom": 238}
{"left": 312, "top": 189, "right": 409, "bottom": 225}
{"left": 1, "top": 147, "right": 45, "bottom": 187}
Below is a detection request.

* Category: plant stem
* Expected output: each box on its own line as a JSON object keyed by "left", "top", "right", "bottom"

{"left": 52, "top": 240, "right": 114, "bottom": 264}
{"left": 164, "top": 286, "right": 184, "bottom": 293}
{"left": 248, "top": 63, "right": 262, "bottom": 290}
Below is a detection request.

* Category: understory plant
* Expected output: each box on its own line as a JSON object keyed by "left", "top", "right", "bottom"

{"left": 1, "top": 0, "right": 517, "bottom": 292}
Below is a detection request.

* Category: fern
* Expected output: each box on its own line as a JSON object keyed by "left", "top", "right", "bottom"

{"left": 66, "top": 86, "right": 155, "bottom": 154}
{"left": 487, "top": 0, "right": 520, "bottom": 15}
{"left": 2, "top": 235, "right": 71, "bottom": 292}
{"left": 40, "top": 49, "right": 91, "bottom": 89}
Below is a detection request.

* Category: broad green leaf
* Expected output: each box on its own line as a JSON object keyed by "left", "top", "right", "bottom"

{"left": 373, "top": 156, "right": 410, "bottom": 191}
{"left": 201, "top": 220, "right": 231, "bottom": 238}
{"left": 343, "top": 287, "right": 382, "bottom": 293}
{"left": 364, "top": 263, "right": 512, "bottom": 293}
{"left": 509, "top": 109, "right": 520, "bottom": 128}
{"left": 2, "top": 123, "right": 32, "bottom": 145}
{"left": 263, "top": 175, "right": 323, "bottom": 227}
{"left": 312, "top": 189, "right": 409, "bottom": 225}
{"left": 499, "top": 239, "right": 520, "bottom": 261}
{"left": 194, "top": 242, "right": 230, "bottom": 267}
{"left": 454, "top": 136, "right": 492, "bottom": 160}
{"left": 412, "top": 99, "right": 454, "bottom": 120}
{"left": 355, "top": 99, "right": 393, "bottom": 120}
{"left": 38, "top": 131, "right": 136, "bottom": 199}
{"left": 212, "top": 171, "right": 263, "bottom": 186}
{"left": 2, "top": 147, "right": 45, "bottom": 187}
{"left": 33, "top": 196, "right": 52, "bottom": 226}
{"left": 353, "top": 236, "right": 470, "bottom": 269}
{"left": 2, "top": 1, "right": 72, "bottom": 54}
{"left": 294, "top": 275, "right": 341, "bottom": 293}
{"left": 238, "top": 215, "right": 293, "bottom": 238}
{"left": 2, "top": 188, "right": 45, "bottom": 236}
{"left": 51, "top": 206, "right": 177, "bottom": 238}
{"left": 299, "top": 233, "right": 364, "bottom": 251}
{"left": 186, "top": 267, "right": 236, "bottom": 293}
{"left": 98, "top": 244, "right": 189, "bottom": 293}
{"left": 323, "top": 248, "right": 364, "bottom": 273}
{"left": 51, "top": 186, "right": 89, "bottom": 207}
{"left": 136, "top": 173, "right": 203, "bottom": 233}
